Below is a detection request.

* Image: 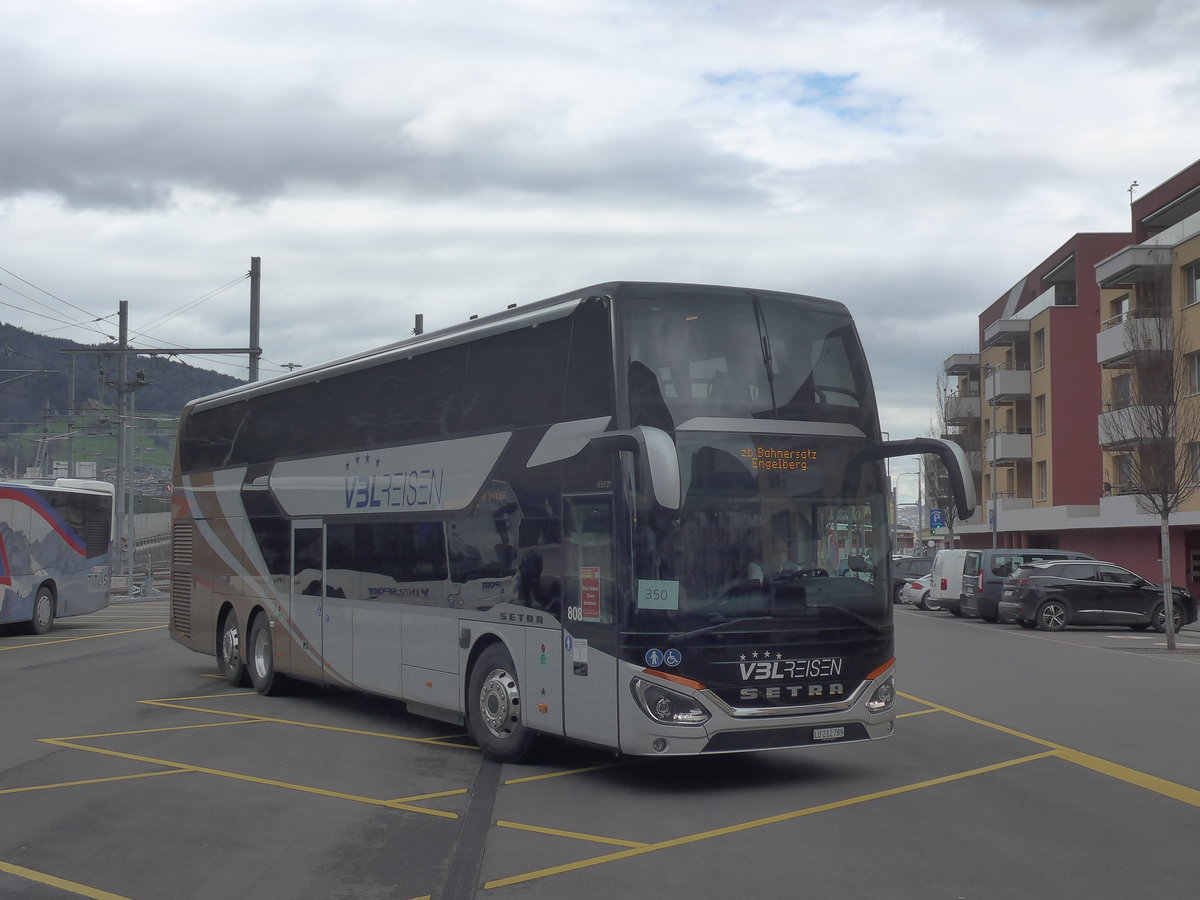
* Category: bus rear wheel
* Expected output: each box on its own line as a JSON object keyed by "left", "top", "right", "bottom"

{"left": 219, "top": 610, "right": 250, "bottom": 687}
{"left": 30, "top": 586, "right": 55, "bottom": 635}
{"left": 248, "top": 615, "right": 286, "bottom": 696}
{"left": 467, "top": 644, "right": 534, "bottom": 763}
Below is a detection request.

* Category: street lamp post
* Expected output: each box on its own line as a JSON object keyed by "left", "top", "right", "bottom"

{"left": 894, "top": 470, "right": 921, "bottom": 555}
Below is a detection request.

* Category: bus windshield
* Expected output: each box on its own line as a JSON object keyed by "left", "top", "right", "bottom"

{"left": 623, "top": 287, "right": 875, "bottom": 432}
{"left": 629, "top": 432, "right": 890, "bottom": 634}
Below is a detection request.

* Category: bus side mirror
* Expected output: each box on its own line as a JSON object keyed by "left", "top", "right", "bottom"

{"left": 864, "top": 437, "right": 977, "bottom": 520}
{"left": 589, "top": 426, "right": 681, "bottom": 511}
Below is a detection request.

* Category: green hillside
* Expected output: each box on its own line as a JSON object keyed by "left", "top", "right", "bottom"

{"left": 1, "top": 321, "right": 241, "bottom": 478}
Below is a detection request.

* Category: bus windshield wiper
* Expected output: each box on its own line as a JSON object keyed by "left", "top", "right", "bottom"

{"left": 809, "top": 605, "right": 887, "bottom": 633}
{"left": 752, "top": 298, "right": 779, "bottom": 418}
{"left": 669, "top": 614, "right": 786, "bottom": 641}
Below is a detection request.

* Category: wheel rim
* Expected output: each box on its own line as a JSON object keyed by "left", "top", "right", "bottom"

{"left": 252, "top": 627, "right": 271, "bottom": 680}
{"left": 478, "top": 667, "right": 520, "bottom": 740}
{"left": 221, "top": 619, "right": 239, "bottom": 669}
{"left": 34, "top": 593, "right": 53, "bottom": 630}
{"left": 1040, "top": 603, "right": 1066, "bottom": 630}
{"left": 1155, "top": 605, "right": 1182, "bottom": 632}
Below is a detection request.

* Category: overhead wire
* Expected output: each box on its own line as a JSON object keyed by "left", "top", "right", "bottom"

{"left": 3, "top": 264, "right": 286, "bottom": 381}
{"left": 0, "top": 264, "right": 115, "bottom": 341}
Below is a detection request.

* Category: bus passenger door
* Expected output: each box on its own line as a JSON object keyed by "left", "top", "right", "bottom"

{"left": 561, "top": 492, "right": 620, "bottom": 749}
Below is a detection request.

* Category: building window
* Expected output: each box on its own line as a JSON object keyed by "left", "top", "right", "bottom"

{"left": 1189, "top": 352, "right": 1200, "bottom": 396}
{"left": 1034, "top": 329, "right": 1046, "bottom": 370}
{"left": 1036, "top": 461, "right": 1048, "bottom": 501}
{"left": 1189, "top": 443, "right": 1200, "bottom": 487}
{"left": 1109, "top": 294, "right": 1129, "bottom": 324}
{"left": 1035, "top": 395, "right": 1047, "bottom": 435}
{"left": 1111, "top": 373, "right": 1132, "bottom": 409}
{"left": 1185, "top": 262, "right": 1200, "bottom": 308}
{"left": 1113, "top": 454, "right": 1135, "bottom": 494}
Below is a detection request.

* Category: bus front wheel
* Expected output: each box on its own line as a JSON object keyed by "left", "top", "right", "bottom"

{"left": 467, "top": 644, "right": 534, "bottom": 763}
{"left": 248, "top": 615, "right": 286, "bottom": 696}
{"left": 30, "top": 586, "right": 55, "bottom": 635}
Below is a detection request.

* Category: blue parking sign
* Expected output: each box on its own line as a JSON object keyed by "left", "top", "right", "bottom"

{"left": 930, "top": 509, "right": 945, "bottom": 529}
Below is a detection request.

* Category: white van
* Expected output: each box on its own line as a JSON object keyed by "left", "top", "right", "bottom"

{"left": 929, "top": 549, "right": 970, "bottom": 616}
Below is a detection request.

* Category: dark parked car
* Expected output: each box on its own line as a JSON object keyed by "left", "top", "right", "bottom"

{"left": 961, "top": 549, "right": 1094, "bottom": 621}
{"left": 891, "top": 556, "right": 934, "bottom": 603}
{"left": 998, "top": 560, "right": 1196, "bottom": 632}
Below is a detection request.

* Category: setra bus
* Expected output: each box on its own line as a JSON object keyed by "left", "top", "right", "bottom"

{"left": 169, "top": 282, "right": 973, "bottom": 760}
{"left": 1, "top": 478, "right": 115, "bottom": 633}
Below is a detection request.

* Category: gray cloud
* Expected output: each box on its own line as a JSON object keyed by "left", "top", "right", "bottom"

{"left": 0, "top": 37, "right": 765, "bottom": 212}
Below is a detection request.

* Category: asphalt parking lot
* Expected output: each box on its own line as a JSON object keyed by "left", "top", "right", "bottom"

{"left": 2, "top": 598, "right": 1199, "bottom": 899}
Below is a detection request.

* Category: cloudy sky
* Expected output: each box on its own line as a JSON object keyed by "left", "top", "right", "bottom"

{"left": 3, "top": 0, "right": 1200, "bottom": 460}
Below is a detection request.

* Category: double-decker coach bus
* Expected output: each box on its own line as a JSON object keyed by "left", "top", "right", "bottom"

{"left": 170, "top": 282, "right": 973, "bottom": 760}
{"left": 1, "top": 478, "right": 115, "bottom": 633}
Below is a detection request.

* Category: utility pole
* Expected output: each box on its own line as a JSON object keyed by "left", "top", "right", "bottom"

{"left": 249, "top": 256, "right": 262, "bottom": 382}
{"left": 114, "top": 301, "right": 129, "bottom": 579}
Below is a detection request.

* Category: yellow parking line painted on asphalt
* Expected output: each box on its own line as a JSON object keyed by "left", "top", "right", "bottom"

{"left": 496, "top": 820, "right": 650, "bottom": 849}
{"left": 39, "top": 737, "right": 460, "bottom": 819}
{"left": 0, "top": 860, "right": 133, "bottom": 899}
{"left": 484, "top": 751, "right": 1059, "bottom": 888}
{"left": 898, "top": 691, "right": 1063, "bottom": 750}
{"left": 903, "top": 691, "right": 1200, "bottom": 807}
{"left": 384, "top": 788, "right": 469, "bottom": 805}
{"left": 0, "top": 768, "right": 193, "bottom": 796}
{"left": 45, "top": 718, "right": 262, "bottom": 742}
{"left": 503, "top": 762, "right": 624, "bottom": 784}
{"left": 1057, "top": 748, "right": 1200, "bottom": 807}
{"left": 897, "top": 707, "right": 939, "bottom": 719}
{"left": 144, "top": 690, "right": 258, "bottom": 702}
{"left": 0, "top": 625, "right": 166, "bottom": 650}
{"left": 140, "top": 696, "right": 475, "bottom": 748}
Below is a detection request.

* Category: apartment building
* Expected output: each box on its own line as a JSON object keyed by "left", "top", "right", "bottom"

{"left": 942, "top": 158, "right": 1200, "bottom": 588}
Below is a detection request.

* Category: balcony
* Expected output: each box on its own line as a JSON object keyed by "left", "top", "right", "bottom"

{"left": 1096, "top": 311, "right": 1172, "bottom": 367}
{"left": 943, "top": 391, "right": 980, "bottom": 426}
{"left": 986, "top": 429, "right": 1032, "bottom": 464}
{"left": 982, "top": 317, "right": 1030, "bottom": 348}
{"left": 1095, "top": 245, "right": 1170, "bottom": 287}
{"left": 985, "top": 365, "right": 1031, "bottom": 405}
{"left": 943, "top": 352, "right": 980, "bottom": 375}
{"left": 1097, "top": 405, "right": 1173, "bottom": 449}
{"left": 991, "top": 494, "right": 1034, "bottom": 516}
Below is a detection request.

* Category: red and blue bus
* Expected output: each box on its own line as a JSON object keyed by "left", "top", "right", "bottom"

{"left": 1, "top": 478, "right": 115, "bottom": 633}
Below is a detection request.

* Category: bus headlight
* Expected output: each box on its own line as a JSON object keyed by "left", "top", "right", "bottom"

{"left": 631, "top": 678, "right": 710, "bottom": 726}
{"left": 865, "top": 674, "right": 895, "bottom": 712}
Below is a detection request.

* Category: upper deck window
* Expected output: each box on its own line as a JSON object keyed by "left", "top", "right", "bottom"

{"left": 620, "top": 288, "right": 873, "bottom": 432}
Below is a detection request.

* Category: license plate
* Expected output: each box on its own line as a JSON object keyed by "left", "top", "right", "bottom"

{"left": 813, "top": 726, "right": 845, "bottom": 741}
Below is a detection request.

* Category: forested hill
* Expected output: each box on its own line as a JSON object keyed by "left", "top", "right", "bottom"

{"left": 1, "top": 320, "right": 242, "bottom": 425}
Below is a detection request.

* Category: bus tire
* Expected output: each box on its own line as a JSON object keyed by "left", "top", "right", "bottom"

{"left": 30, "top": 586, "right": 55, "bottom": 635}
{"left": 248, "top": 614, "right": 286, "bottom": 696}
{"left": 218, "top": 609, "right": 250, "bottom": 687}
{"left": 467, "top": 644, "right": 534, "bottom": 763}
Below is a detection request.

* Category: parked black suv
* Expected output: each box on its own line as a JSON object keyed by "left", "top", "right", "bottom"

{"left": 998, "top": 560, "right": 1196, "bottom": 632}
{"left": 961, "top": 549, "right": 1094, "bottom": 621}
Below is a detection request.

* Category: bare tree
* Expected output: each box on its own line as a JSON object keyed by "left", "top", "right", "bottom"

{"left": 1099, "top": 269, "right": 1200, "bottom": 649}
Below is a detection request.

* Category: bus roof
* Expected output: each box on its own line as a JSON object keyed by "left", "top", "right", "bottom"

{"left": 186, "top": 281, "right": 849, "bottom": 414}
{"left": 1, "top": 478, "right": 115, "bottom": 496}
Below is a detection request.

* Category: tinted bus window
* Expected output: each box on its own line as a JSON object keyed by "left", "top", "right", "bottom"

{"left": 565, "top": 296, "right": 616, "bottom": 420}
{"left": 459, "top": 319, "right": 570, "bottom": 432}
{"left": 621, "top": 288, "right": 874, "bottom": 432}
